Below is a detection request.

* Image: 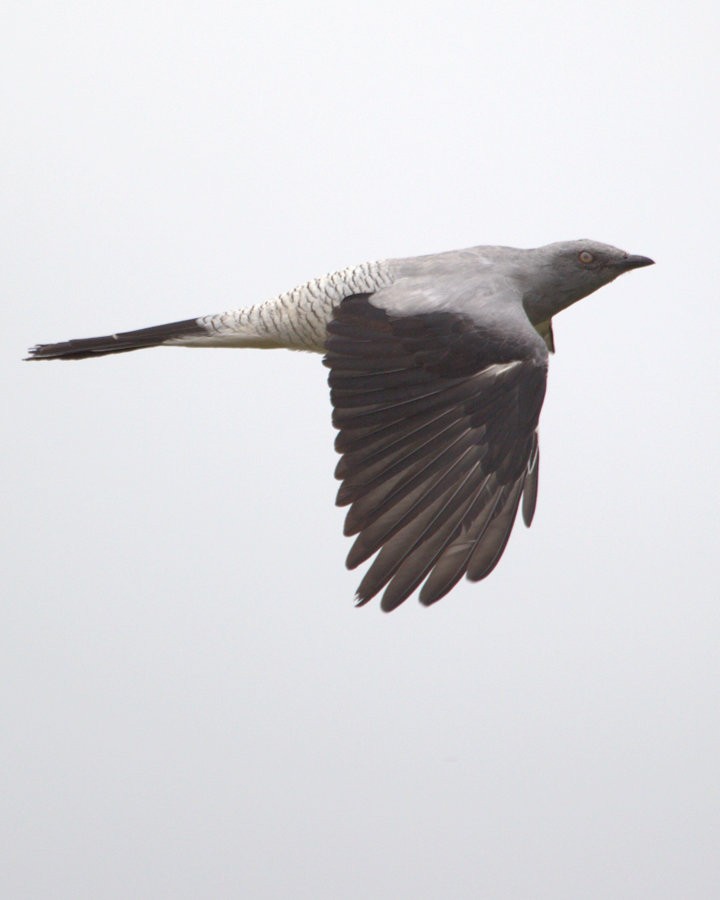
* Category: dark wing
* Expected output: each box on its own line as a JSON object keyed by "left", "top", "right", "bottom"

{"left": 324, "top": 294, "right": 548, "bottom": 611}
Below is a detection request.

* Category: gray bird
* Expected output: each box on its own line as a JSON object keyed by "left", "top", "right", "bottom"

{"left": 28, "top": 240, "right": 654, "bottom": 610}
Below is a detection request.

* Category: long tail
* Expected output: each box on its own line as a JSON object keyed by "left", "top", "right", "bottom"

{"left": 26, "top": 318, "right": 207, "bottom": 361}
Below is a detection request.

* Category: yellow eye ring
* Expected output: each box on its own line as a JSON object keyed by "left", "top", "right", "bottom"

{"left": 579, "top": 250, "right": 594, "bottom": 264}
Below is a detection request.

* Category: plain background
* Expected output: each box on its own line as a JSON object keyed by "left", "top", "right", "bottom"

{"left": 3, "top": 1, "right": 719, "bottom": 897}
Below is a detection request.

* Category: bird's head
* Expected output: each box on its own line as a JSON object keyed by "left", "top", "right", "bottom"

{"left": 520, "top": 239, "right": 654, "bottom": 325}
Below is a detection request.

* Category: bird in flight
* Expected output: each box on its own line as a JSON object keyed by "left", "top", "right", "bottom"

{"left": 28, "top": 240, "right": 653, "bottom": 610}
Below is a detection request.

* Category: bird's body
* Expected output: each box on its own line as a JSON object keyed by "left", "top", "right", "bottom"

{"left": 29, "top": 240, "right": 653, "bottom": 610}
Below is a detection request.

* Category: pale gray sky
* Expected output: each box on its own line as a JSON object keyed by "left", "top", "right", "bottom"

{"left": 4, "top": 1, "right": 719, "bottom": 897}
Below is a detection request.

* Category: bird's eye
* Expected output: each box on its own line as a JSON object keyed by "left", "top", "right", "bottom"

{"left": 578, "top": 250, "right": 594, "bottom": 264}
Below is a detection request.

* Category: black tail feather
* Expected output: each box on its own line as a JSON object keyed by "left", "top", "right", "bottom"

{"left": 26, "top": 317, "right": 206, "bottom": 361}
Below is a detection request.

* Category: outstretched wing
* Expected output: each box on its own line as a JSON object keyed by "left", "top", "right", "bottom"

{"left": 324, "top": 293, "right": 548, "bottom": 611}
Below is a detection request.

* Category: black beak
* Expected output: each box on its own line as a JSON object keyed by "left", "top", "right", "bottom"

{"left": 620, "top": 254, "right": 655, "bottom": 271}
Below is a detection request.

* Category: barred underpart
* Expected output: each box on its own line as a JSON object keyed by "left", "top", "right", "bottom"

{"left": 193, "top": 260, "right": 393, "bottom": 352}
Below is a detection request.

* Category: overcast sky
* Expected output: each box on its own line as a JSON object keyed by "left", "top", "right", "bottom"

{"left": 4, "top": 1, "right": 719, "bottom": 897}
